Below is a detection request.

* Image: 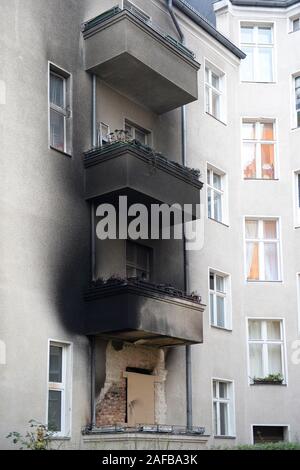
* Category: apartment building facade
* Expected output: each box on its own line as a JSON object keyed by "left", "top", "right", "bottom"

{"left": 0, "top": 0, "right": 299, "bottom": 449}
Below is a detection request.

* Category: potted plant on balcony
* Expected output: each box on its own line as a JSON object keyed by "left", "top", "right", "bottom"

{"left": 252, "top": 373, "right": 284, "bottom": 385}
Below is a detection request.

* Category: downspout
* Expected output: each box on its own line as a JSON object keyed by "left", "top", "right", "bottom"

{"left": 166, "top": 0, "right": 192, "bottom": 431}
{"left": 90, "top": 74, "right": 97, "bottom": 427}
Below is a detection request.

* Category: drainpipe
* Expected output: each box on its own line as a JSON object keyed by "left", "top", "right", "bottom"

{"left": 166, "top": 0, "right": 192, "bottom": 431}
{"left": 92, "top": 74, "right": 97, "bottom": 147}
{"left": 90, "top": 335, "right": 96, "bottom": 427}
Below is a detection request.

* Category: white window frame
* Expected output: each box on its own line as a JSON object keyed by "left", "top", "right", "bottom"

{"left": 209, "top": 268, "right": 232, "bottom": 330}
{"left": 247, "top": 318, "right": 286, "bottom": 384}
{"left": 48, "top": 63, "right": 72, "bottom": 155}
{"left": 204, "top": 60, "right": 226, "bottom": 123}
{"left": 292, "top": 73, "right": 300, "bottom": 129}
{"left": 242, "top": 119, "right": 277, "bottom": 180}
{"left": 251, "top": 424, "right": 290, "bottom": 444}
{"left": 212, "top": 379, "right": 235, "bottom": 438}
{"left": 240, "top": 22, "right": 275, "bottom": 83}
{"left": 244, "top": 217, "right": 282, "bottom": 282}
{"left": 47, "top": 340, "right": 72, "bottom": 438}
{"left": 207, "top": 164, "right": 228, "bottom": 225}
{"left": 98, "top": 122, "right": 110, "bottom": 147}
{"left": 124, "top": 119, "right": 151, "bottom": 145}
{"left": 288, "top": 14, "right": 300, "bottom": 33}
{"left": 293, "top": 170, "right": 300, "bottom": 227}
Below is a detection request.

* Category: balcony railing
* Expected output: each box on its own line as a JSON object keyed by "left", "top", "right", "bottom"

{"left": 81, "top": 6, "right": 196, "bottom": 61}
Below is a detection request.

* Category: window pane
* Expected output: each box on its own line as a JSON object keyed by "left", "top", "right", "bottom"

{"left": 241, "top": 47, "right": 254, "bottom": 81}
{"left": 267, "top": 320, "right": 281, "bottom": 340}
{"left": 214, "top": 192, "right": 222, "bottom": 222}
{"left": 258, "top": 27, "right": 272, "bottom": 44}
{"left": 241, "top": 26, "right": 254, "bottom": 43}
{"left": 243, "top": 142, "right": 257, "bottom": 178}
{"left": 249, "top": 320, "right": 262, "bottom": 340}
{"left": 125, "top": 123, "right": 133, "bottom": 138}
{"left": 48, "top": 390, "right": 62, "bottom": 432}
{"left": 213, "top": 381, "right": 217, "bottom": 398}
{"left": 245, "top": 220, "right": 258, "bottom": 238}
{"left": 50, "top": 73, "right": 64, "bottom": 108}
{"left": 249, "top": 343, "right": 264, "bottom": 377}
{"left": 213, "top": 172, "right": 222, "bottom": 190}
{"left": 207, "top": 169, "right": 211, "bottom": 185}
{"left": 263, "top": 220, "right": 277, "bottom": 239}
{"left": 246, "top": 242, "right": 259, "bottom": 280}
{"left": 212, "top": 72, "right": 220, "bottom": 90}
{"left": 258, "top": 47, "right": 273, "bottom": 82}
{"left": 268, "top": 344, "right": 282, "bottom": 375}
{"left": 293, "top": 18, "right": 300, "bottom": 32}
{"left": 50, "top": 109, "right": 65, "bottom": 151}
{"left": 261, "top": 144, "right": 275, "bottom": 179}
{"left": 208, "top": 188, "right": 212, "bottom": 218}
{"left": 242, "top": 122, "right": 256, "bottom": 140}
{"left": 205, "top": 67, "right": 210, "bottom": 83}
{"left": 217, "top": 296, "right": 225, "bottom": 327}
{"left": 205, "top": 85, "right": 210, "bottom": 113}
{"left": 209, "top": 273, "right": 214, "bottom": 290}
{"left": 136, "top": 244, "right": 148, "bottom": 268}
{"left": 49, "top": 346, "right": 62, "bottom": 383}
{"left": 264, "top": 242, "right": 279, "bottom": 281}
{"left": 219, "top": 382, "right": 228, "bottom": 398}
{"left": 135, "top": 129, "right": 146, "bottom": 144}
{"left": 213, "top": 402, "right": 218, "bottom": 434}
{"left": 216, "top": 275, "right": 225, "bottom": 293}
{"left": 219, "top": 402, "right": 229, "bottom": 435}
{"left": 210, "top": 293, "right": 215, "bottom": 324}
{"left": 212, "top": 91, "right": 220, "bottom": 118}
{"left": 261, "top": 122, "right": 274, "bottom": 140}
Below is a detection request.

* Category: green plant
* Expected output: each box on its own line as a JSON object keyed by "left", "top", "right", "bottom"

{"left": 253, "top": 373, "right": 283, "bottom": 383}
{"left": 6, "top": 420, "right": 54, "bottom": 450}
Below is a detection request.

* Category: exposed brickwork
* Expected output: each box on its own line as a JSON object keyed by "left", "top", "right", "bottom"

{"left": 96, "top": 378, "right": 127, "bottom": 426}
{"left": 96, "top": 342, "right": 167, "bottom": 426}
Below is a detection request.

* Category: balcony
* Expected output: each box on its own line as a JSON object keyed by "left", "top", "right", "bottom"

{"left": 84, "top": 278, "right": 204, "bottom": 347}
{"left": 81, "top": 7, "right": 200, "bottom": 114}
{"left": 84, "top": 138, "right": 202, "bottom": 221}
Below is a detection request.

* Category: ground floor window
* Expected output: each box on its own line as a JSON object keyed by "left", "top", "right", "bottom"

{"left": 253, "top": 425, "right": 288, "bottom": 444}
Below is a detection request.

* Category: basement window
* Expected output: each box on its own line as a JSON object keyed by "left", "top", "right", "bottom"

{"left": 253, "top": 425, "right": 288, "bottom": 444}
{"left": 126, "top": 241, "right": 152, "bottom": 280}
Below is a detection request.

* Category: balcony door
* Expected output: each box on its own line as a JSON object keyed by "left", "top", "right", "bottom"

{"left": 126, "top": 372, "right": 155, "bottom": 426}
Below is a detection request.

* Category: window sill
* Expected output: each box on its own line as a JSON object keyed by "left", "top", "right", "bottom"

{"left": 205, "top": 112, "right": 227, "bottom": 126}
{"left": 244, "top": 178, "right": 279, "bottom": 181}
{"left": 50, "top": 436, "right": 72, "bottom": 441}
{"left": 291, "top": 126, "right": 300, "bottom": 132}
{"left": 50, "top": 146, "right": 72, "bottom": 158}
{"left": 208, "top": 217, "right": 229, "bottom": 228}
{"left": 214, "top": 435, "right": 236, "bottom": 440}
{"left": 241, "top": 81, "right": 276, "bottom": 85}
{"left": 246, "top": 279, "right": 282, "bottom": 283}
{"left": 210, "top": 324, "right": 232, "bottom": 332}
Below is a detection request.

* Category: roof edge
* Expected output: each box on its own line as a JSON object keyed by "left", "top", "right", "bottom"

{"left": 173, "top": 0, "right": 246, "bottom": 59}
{"left": 230, "top": 0, "right": 300, "bottom": 8}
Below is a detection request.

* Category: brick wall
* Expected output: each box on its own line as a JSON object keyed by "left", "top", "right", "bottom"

{"left": 96, "top": 378, "right": 127, "bottom": 426}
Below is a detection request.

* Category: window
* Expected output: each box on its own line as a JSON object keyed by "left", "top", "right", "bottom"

{"left": 290, "top": 16, "right": 300, "bottom": 32}
{"left": 253, "top": 426, "right": 288, "bottom": 444}
{"left": 98, "top": 122, "right": 110, "bottom": 146}
{"left": 207, "top": 166, "right": 227, "bottom": 224}
{"left": 242, "top": 120, "right": 276, "bottom": 179}
{"left": 205, "top": 64, "right": 225, "bottom": 121}
{"left": 245, "top": 218, "right": 281, "bottom": 281}
{"left": 209, "top": 270, "right": 231, "bottom": 329}
{"left": 294, "top": 171, "right": 300, "bottom": 225}
{"left": 294, "top": 75, "right": 300, "bottom": 128}
{"left": 212, "top": 380, "right": 235, "bottom": 437}
{"left": 125, "top": 120, "right": 150, "bottom": 145}
{"left": 241, "top": 24, "right": 274, "bottom": 82}
{"left": 126, "top": 241, "right": 152, "bottom": 280}
{"left": 248, "top": 319, "right": 285, "bottom": 382}
{"left": 47, "top": 342, "right": 71, "bottom": 436}
{"left": 49, "top": 65, "right": 71, "bottom": 154}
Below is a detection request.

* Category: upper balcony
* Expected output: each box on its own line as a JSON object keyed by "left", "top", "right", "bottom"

{"left": 84, "top": 278, "right": 204, "bottom": 347}
{"left": 83, "top": 135, "right": 202, "bottom": 221}
{"left": 81, "top": 6, "right": 200, "bottom": 114}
